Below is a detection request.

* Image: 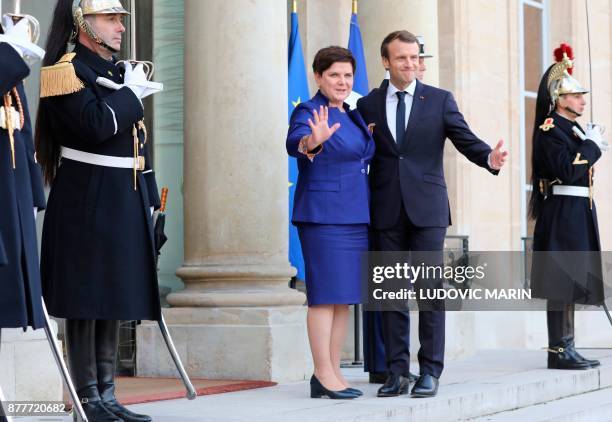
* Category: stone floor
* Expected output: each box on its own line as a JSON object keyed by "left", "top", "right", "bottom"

{"left": 14, "top": 349, "right": 612, "bottom": 422}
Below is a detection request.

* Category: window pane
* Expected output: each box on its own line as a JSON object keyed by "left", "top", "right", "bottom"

{"left": 524, "top": 5, "right": 543, "bottom": 92}
{"left": 524, "top": 96, "right": 537, "bottom": 184}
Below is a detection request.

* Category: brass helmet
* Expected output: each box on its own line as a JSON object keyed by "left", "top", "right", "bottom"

{"left": 547, "top": 43, "right": 588, "bottom": 105}
{"left": 80, "top": 0, "right": 129, "bottom": 15}
{"left": 72, "top": 0, "right": 129, "bottom": 53}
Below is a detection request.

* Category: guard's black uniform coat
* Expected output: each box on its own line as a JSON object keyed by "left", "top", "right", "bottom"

{"left": 531, "top": 112, "right": 604, "bottom": 305}
{"left": 40, "top": 43, "right": 161, "bottom": 320}
{"left": 0, "top": 42, "right": 47, "bottom": 329}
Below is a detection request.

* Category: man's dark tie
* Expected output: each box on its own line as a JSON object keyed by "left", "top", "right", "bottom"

{"left": 396, "top": 91, "right": 406, "bottom": 147}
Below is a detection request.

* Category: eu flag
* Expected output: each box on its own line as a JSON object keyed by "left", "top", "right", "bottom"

{"left": 288, "top": 9, "right": 309, "bottom": 280}
{"left": 346, "top": 11, "right": 369, "bottom": 109}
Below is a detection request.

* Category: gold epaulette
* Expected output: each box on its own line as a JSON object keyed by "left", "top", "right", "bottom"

{"left": 40, "top": 53, "right": 85, "bottom": 98}
{"left": 539, "top": 117, "right": 555, "bottom": 132}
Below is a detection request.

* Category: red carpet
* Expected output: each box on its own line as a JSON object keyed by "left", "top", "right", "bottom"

{"left": 114, "top": 377, "right": 277, "bottom": 404}
{"left": 64, "top": 377, "right": 276, "bottom": 406}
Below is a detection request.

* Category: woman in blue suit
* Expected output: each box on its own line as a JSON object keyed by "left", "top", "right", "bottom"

{"left": 287, "top": 46, "right": 375, "bottom": 399}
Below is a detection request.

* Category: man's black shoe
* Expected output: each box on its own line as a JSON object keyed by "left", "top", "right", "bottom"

{"left": 370, "top": 371, "right": 417, "bottom": 384}
{"left": 368, "top": 371, "right": 389, "bottom": 384}
{"left": 377, "top": 374, "right": 410, "bottom": 397}
{"left": 410, "top": 374, "right": 439, "bottom": 398}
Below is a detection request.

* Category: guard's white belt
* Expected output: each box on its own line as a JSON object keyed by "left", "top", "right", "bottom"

{"left": 552, "top": 185, "right": 590, "bottom": 198}
{"left": 62, "top": 147, "right": 141, "bottom": 169}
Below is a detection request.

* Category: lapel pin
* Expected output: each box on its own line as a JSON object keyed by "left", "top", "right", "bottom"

{"left": 419, "top": 95, "right": 425, "bottom": 100}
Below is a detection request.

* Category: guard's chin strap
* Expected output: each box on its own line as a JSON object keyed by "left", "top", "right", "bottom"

{"left": 98, "top": 39, "right": 119, "bottom": 54}
{"left": 564, "top": 106, "right": 582, "bottom": 117}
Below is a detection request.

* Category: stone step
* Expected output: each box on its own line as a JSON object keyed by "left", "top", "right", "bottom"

{"left": 124, "top": 350, "right": 612, "bottom": 422}
{"left": 468, "top": 387, "right": 612, "bottom": 421}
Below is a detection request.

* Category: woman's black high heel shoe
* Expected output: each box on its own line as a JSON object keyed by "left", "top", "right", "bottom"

{"left": 345, "top": 387, "right": 363, "bottom": 396}
{"left": 310, "top": 375, "right": 359, "bottom": 399}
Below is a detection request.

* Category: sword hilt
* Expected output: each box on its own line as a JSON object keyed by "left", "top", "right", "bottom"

{"left": 118, "top": 60, "right": 155, "bottom": 80}
{"left": 5, "top": 13, "right": 40, "bottom": 44}
{"left": 160, "top": 187, "right": 168, "bottom": 213}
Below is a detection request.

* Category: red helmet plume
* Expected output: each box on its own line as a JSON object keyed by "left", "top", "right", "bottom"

{"left": 554, "top": 43, "right": 574, "bottom": 74}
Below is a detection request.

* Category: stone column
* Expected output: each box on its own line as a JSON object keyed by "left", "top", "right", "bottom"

{"left": 295, "top": 0, "right": 352, "bottom": 93}
{"left": 359, "top": 0, "right": 439, "bottom": 87}
{"left": 136, "top": 0, "right": 311, "bottom": 382}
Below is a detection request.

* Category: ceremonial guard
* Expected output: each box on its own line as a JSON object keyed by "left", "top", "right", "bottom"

{"left": 0, "top": 14, "right": 46, "bottom": 420}
{"left": 36, "top": 1, "right": 162, "bottom": 420}
{"left": 0, "top": 14, "right": 46, "bottom": 338}
{"left": 530, "top": 44, "right": 608, "bottom": 370}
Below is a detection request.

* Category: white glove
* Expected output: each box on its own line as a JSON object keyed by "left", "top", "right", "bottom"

{"left": 585, "top": 123, "right": 608, "bottom": 152}
{"left": 150, "top": 206, "right": 154, "bottom": 217}
{"left": 33, "top": 207, "right": 38, "bottom": 220}
{"left": 0, "top": 15, "right": 45, "bottom": 61}
{"left": 123, "top": 63, "right": 163, "bottom": 99}
{"left": 139, "top": 80, "right": 163, "bottom": 99}
{"left": 123, "top": 63, "right": 148, "bottom": 99}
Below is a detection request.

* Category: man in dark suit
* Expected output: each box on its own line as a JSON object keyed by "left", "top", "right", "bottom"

{"left": 357, "top": 30, "right": 507, "bottom": 398}
{"left": 363, "top": 34, "right": 436, "bottom": 386}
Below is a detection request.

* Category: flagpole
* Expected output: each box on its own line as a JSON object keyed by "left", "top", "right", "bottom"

{"left": 292, "top": 0, "right": 297, "bottom": 14}
{"left": 348, "top": 0, "right": 366, "bottom": 367}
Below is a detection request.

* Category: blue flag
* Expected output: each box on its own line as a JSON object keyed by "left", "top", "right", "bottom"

{"left": 346, "top": 12, "right": 369, "bottom": 109}
{"left": 288, "top": 10, "right": 309, "bottom": 280}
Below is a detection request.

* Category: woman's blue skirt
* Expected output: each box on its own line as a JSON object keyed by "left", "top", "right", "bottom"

{"left": 297, "top": 223, "right": 368, "bottom": 306}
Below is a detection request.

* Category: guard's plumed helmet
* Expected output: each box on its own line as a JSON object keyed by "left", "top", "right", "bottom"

{"left": 72, "top": 0, "right": 129, "bottom": 53}
{"left": 547, "top": 43, "right": 588, "bottom": 105}
{"left": 416, "top": 35, "right": 433, "bottom": 59}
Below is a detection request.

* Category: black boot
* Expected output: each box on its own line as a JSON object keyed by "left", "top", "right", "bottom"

{"left": 65, "top": 319, "right": 123, "bottom": 422}
{"left": 561, "top": 308, "right": 601, "bottom": 368}
{"left": 547, "top": 341, "right": 591, "bottom": 369}
{"left": 546, "top": 303, "right": 590, "bottom": 370}
{"left": 569, "top": 347, "right": 600, "bottom": 368}
{"left": 96, "top": 320, "right": 152, "bottom": 422}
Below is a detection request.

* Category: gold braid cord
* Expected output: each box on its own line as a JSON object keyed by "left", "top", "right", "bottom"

{"left": 132, "top": 123, "right": 138, "bottom": 190}
{"left": 2, "top": 88, "right": 25, "bottom": 169}
{"left": 131, "top": 120, "right": 147, "bottom": 190}
{"left": 589, "top": 167, "right": 593, "bottom": 210}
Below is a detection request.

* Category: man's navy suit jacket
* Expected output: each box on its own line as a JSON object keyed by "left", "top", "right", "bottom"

{"left": 357, "top": 79, "right": 498, "bottom": 230}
